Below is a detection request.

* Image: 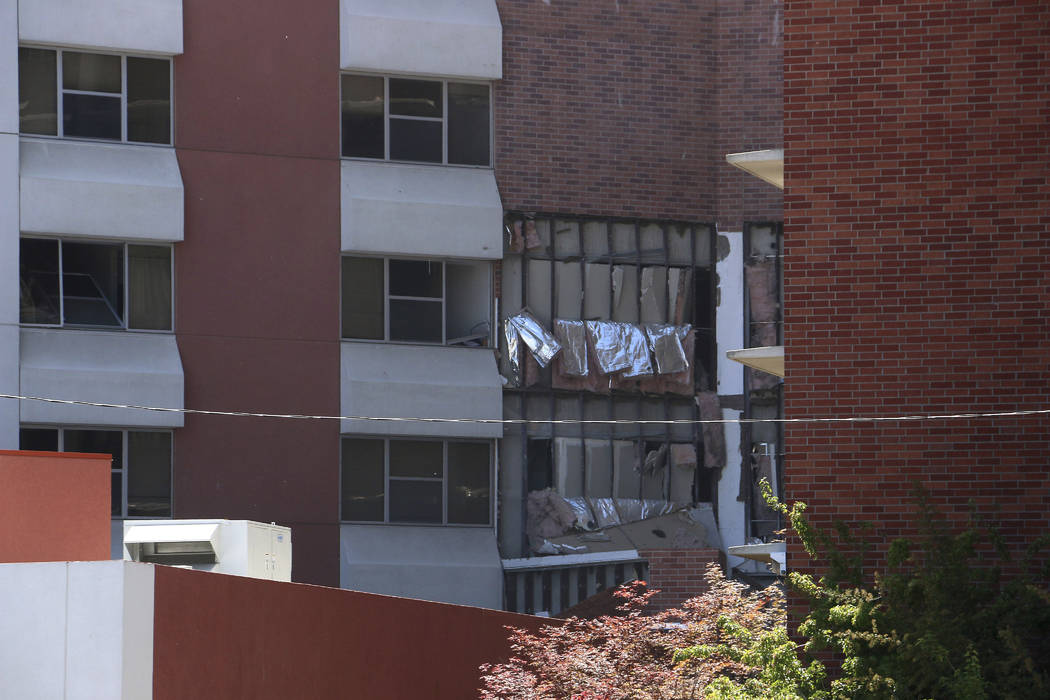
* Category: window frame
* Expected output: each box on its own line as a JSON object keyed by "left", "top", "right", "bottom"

{"left": 19, "top": 235, "right": 174, "bottom": 332}
{"left": 19, "top": 425, "right": 174, "bottom": 519}
{"left": 340, "top": 73, "right": 493, "bottom": 167}
{"left": 340, "top": 255, "right": 492, "bottom": 347}
{"left": 19, "top": 45, "right": 174, "bottom": 146}
{"left": 340, "top": 436, "right": 493, "bottom": 526}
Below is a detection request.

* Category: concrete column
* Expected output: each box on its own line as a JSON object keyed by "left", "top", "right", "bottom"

{"left": 0, "top": 0, "right": 20, "bottom": 449}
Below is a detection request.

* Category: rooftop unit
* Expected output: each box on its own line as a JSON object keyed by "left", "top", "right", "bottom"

{"left": 123, "top": 519, "right": 292, "bottom": 582}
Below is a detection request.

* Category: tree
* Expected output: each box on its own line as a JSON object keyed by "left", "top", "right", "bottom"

{"left": 479, "top": 567, "right": 785, "bottom": 699}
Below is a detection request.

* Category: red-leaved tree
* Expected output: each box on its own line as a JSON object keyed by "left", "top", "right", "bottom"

{"left": 480, "top": 564, "right": 783, "bottom": 699}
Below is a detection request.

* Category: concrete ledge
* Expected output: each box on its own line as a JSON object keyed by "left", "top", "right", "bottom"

{"left": 341, "top": 0, "right": 501, "bottom": 79}
{"left": 19, "top": 0, "right": 183, "bottom": 55}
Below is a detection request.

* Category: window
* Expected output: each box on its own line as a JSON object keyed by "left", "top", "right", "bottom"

{"left": 341, "top": 256, "right": 491, "bottom": 345}
{"left": 19, "top": 427, "right": 173, "bottom": 517}
{"left": 19, "top": 47, "right": 172, "bottom": 144}
{"left": 20, "top": 237, "right": 173, "bottom": 330}
{"left": 341, "top": 437, "right": 491, "bottom": 525}
{"left": 341, "top": 75, "right": 491, "bottom": 166}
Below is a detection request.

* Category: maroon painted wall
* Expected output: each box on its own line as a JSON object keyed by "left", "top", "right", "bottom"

{"left": 0, "top": 451, "right": 110, "bottom": 563}
{"left": 715, "top": 0, "right": 783, "bottom": 231}
{"left": 494, "top": 0, "right": 718, "bottom": 221}
{"left": 783, "top": 0, "right": 1050, "bottom": 572}
{"left": 173, "top": 0, "right": 341, "bottom": 585}
{"left": 152, "top": 566, "right": 556, "bottom": 699}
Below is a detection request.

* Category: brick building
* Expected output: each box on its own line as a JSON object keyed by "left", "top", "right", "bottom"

{"left": 2, "top": 0, "right": 786, "bottom": 611}
{"left": 782, "top": 0, "right": 1050, "bottom": 570}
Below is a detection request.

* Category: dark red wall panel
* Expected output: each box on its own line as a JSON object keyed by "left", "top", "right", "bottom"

{"left": 783, "top": 0, "right": 1050, "bottom": 575}
{"left": 174, "top": 0, "right": 340, "bottom": 585}
{"left": 153, "top": 566, "right": 556, "bottom": 700}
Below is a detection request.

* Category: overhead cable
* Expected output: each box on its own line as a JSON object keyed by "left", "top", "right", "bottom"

{"left": 0, "top": 393, "right": 1047, "bottom": 426}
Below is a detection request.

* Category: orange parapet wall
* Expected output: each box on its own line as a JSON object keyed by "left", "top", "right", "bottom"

{"left": 0, "top": 450, "right": 112, "bottom": 563}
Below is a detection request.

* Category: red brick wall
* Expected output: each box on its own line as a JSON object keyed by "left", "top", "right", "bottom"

{"left": 494, "top": 0, "right": 718, "bottom": 221}
{"left": 783, "top": 0, "right": 1050, "bottom": 576}
{"left": 715, "top": 0, "right": 784, "bottom": 231}
{"left": 641, "top": 548, "right": 723, "bottom": 611}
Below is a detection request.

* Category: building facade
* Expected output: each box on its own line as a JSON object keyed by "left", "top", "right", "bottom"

{"left": 2, "top": 0, "right": 785, "bottom": 608}
{"left": 783, "top": 0, "right": 1050, "bottom": 573}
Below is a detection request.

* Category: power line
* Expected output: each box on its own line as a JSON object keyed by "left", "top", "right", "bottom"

{"left": 1, "top": 393, "right": 1047, "bottom": 426}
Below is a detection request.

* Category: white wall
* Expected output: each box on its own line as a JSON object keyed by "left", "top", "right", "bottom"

{"left": 20, "top": 140, "right": 185, "bottom": 242}
{"left": 341, "top": 342, "right": 502, "bottom": 438}
{"left": 19, "top": 0, "right": 183, "bottom": 55}
{"left": 0, "top": 0, "right": 18, "bottom": 448}
{"left": 20, "top": 329, "right": 185, "bottom": 428}
{"left": 341, "top": 160, "right": 503, "bottom": 260}
{"left": 340, "top": 0, "right": 502, "bottom": 80}
{"left": 340, "top": 524, "right": 503, "bottom": 609}
{"left": 716, "top": 230, "right": 745, "bottom": 397}
{"left": 0, "top": 561, "right": 155, "bottom": 700}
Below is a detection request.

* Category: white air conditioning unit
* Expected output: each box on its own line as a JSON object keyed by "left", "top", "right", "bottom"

{"left": 123, "top": 519, "right": 292, "bottom": 582}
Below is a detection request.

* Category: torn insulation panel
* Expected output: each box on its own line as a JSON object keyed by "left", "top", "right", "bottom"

{"left": 506, "top": 310, "right": 561, "bottom": 367}
{"left": 696, "top": 391, "right": 726, "bottom": 469}
{"left": 553, "top": 319, "right": 588, "bottom": 376}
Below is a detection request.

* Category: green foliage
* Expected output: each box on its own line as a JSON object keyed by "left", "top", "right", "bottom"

{"left": 753, "top": 479, "right": 1050, "bottom": 700}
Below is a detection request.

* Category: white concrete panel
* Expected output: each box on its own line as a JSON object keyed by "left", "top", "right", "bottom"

{"left": 0, "top": 325, "right": 20, "bottom": 449}
{"left": 341, "top": 342, "right": 501, "bottom": 438}
{"left": 716, "top": 230, "right": 745, "bottom": 396}
{"left": 717, "top": 409, "right": 747, "bottom": 571}
{"left": 0, "top": 134, "right": 18, "bottom": 324}
{"left": 341, "top": 160, "right": 502, "bottom": 259}
{"left": 340, "top": 524, "right": 502, "bottom": 608}
{"left": 120, "top": 562, "right": 154, "bottom": 700}
{"left": 0, "top": 562, "right": 68, "bottom": 699}
{"left": 20, "top": 328, "right": 184, "bottom": 427}
{"left": 66, "top": 561, "right": 126, "bottom": 700}
{"left": 0, "top": 0, "right": 17, "bottom": 135}
{"left": 0, "top": 133, "right": 18, "bottom": 449}
{"left": 19, "top": 0, "right": 183, "bottom": 55}
{"left": 341, "top": 0, "right": 501, "bottom": 79}
{"left": 20, "top": 139, "right": 184, "bottom": 242}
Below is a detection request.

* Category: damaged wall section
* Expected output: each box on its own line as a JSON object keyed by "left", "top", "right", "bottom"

{"left": 498, "top": 213, "right": 724, "bottom": 562}
{"left": 740, "top": 222, "right": 784, "bottom": 553}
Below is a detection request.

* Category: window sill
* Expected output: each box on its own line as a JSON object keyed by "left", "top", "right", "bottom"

{"left": 21, "top": 134, "right": 173, "bottom": 149}
{"left": 340, "top": 155, "right": 492, "bottom": 170}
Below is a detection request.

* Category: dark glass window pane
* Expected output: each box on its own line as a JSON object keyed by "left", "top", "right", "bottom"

{"left": 62, "top": 242, "right": 123, "bottom": 326}
{"left": 389, "top": 300, "right": 442, "bottom": 342}
{"left": 64, "top": 430, "right": 123, "bottom": 470}
{"left": 341, "top": 438, "right": 385, "bottom": 521}
{"left": 19, "top": 428, "right": 58, "bottom": 452}
{"left": 63, "top": 52, "right": 121, "bottom": 92}
{"left": 112, "top": 472, "right": 122, "bottom": 516}
{"left": 127, "top": 432, "right": 171, "bottom": 517}
{"left": 341, "top": 257, "right": 384, "bottom": 339}
{"left": 389, "top": 481, "right": 442, "bottom": 523}
{"left": 63, "top": 93, "right": 121, "bottom": 140}
{"left": 341, "top": 75, "right": 384, "bottom": 159}
{"left": 20, "top": 238, "right": 60, "bottom": 324}
{"left": 448, "top": 442, "right": 490, "bottom": 524}
{"left": 389, "top": 259, "right": 442, "bottom": 298}
{"left": 389, "top": 119, "right": 442, "bottom": 163}
{"left": 127, "top": 245, "right": 172, "bottom": 330}
{"left": 19, "top": 48, "right": 57, "bottom": 135}
{"left": 126, "top": 57, "right": 170, "bottom": 144}
{"left": 448, "top": 82, "right": 490, "bottom": 166}
{"left": 389, "top": 79, "right": 442, "bottom": 118}
{"left": 389, "top": 440, "right": 442, "bottom": 478}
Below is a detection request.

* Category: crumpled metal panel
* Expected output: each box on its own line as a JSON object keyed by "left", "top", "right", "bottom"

{"left": 646, "top": 323, "right": 690, "bottom": 375}
{"left": 563, "top": 496, "right": 597, "bottom": 530}
{"left": 507, "top": 310, "right": 561, "bottom": 368}
{"left": 588, "top": 497, "right": 622, "bottom": 529}
{"left": 622, "top": 324, "right": 653, "bottom": 377}
{"left": 553, "top": 319, "right": 588, "bottom": 376}
{"left": 585, "top": 321, "right": 653, "bottom": 377}
{"left": 503, "top": 318, "right": 522, "bottom": 385}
